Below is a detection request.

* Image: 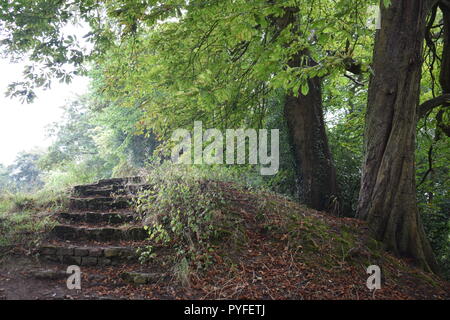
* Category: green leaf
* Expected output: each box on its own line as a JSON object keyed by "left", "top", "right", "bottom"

{"left": 301, "top": 84, "right": 310, "bottom": 96}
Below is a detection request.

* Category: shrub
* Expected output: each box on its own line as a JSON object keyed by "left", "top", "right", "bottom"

{"left": 134, "top": 164, "right": 242, "bottom": 270}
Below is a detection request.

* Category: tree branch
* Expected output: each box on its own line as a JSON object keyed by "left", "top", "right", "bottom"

{"left": 344, "top": 73, "right": 365, "bottom": 86}
{"left": 418, "top": 144, "right": 434, "bottom": 187}
{"left": 436, "top": 109, "right": 450, "bottom": 137}
{"left": 418, "top": 94, "right": 450, "bottom": 118}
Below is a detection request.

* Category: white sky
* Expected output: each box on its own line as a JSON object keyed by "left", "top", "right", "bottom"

{"left": 0, "top": 59, "right": 89, "bottom": 166}
{"left": 0, "top": 19, "right": 91, "bottom": 166}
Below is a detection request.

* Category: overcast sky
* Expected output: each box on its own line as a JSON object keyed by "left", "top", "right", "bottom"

{"left": 0, "top": 19, "right": 91, "bottom": 167}
{"left": 0, "top": 59, "right": 89, "bottom": 166}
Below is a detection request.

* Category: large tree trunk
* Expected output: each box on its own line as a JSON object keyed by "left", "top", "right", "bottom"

{"left": 437, "top": 3, "right": 450, "bottom": 136}
{"left": 275, "top": 7, "right": 338, "bottom": 212}
{"left": 284, "top": 55, "right": 338, "bottom": 212}
{"left": 440, "top": 2, "right": 450, "bottom": 95}
{"left": 357, "top": 0, "right": 438, "bottom": 272}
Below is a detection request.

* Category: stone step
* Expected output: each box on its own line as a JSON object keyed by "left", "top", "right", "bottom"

{"left": 72, "top": 184, "right": 150, "bottom": 198}
{"left": 50, "top": 225, "right": 148, "bottom": 241}
{"left": 31, "top": 270, "right": 69, "bottom": 280}
{"left": 73, "top": 187, "right": 116, "bottom": 198}
{"left": 59, "top": 212, "right": 135, "bottom": 224}
{"left": 72, "top": 177, "right": 145, "bottom": 193}
{"left": 97, "top": 177, "right": 145, "bottom": 186}
{"left": 38, "top": 244, "right": 139, "bottom": 266}
{"left": 68, "top": 197, "right": 131, "bottom": 211}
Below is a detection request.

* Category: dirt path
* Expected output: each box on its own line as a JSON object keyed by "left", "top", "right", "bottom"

{"left": 0, "top": 255, "right": 88, "bottom": 300}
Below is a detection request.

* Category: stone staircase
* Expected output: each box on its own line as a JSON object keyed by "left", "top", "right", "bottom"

{"left": 38, "top": 177, "right": 150, "bottom": 267}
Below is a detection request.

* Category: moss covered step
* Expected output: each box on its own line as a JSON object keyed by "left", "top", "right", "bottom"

{"left": 68, "top": 196, "right": 131, "bottom": 211}
{"left": 72, "top": 184, "right": 150, "bottom": 198}
{"left": 38, "top": 244, "right": 139, "bottom": 266}
{"left": 50, "top": 225, "right": 148, "bottom": 241}
{"left": 72, "top": 187, "right": 116, "bottom": 198}
{"left": 72, "top": 177, "right": 145, "bottom": 195}
{"left": 59, "top": 212, "right": 135, "bottom": 224}
{"left": 97, "top": 177, "right": 144, "bottom": 186}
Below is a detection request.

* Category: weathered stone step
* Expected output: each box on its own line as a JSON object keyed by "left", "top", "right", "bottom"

{"left": 72, "top": 184, "right": 150, "bottom": 198}
{"left": 60, "top": 212, "right": 135, "bottom": 224}
{"left": 68, "top": 197, "right": 131, "bottom": 211}
{"left": 38, "top": 244, "right": 139, "bottom": 266}
{"left": 72, "top": 177, "right": 145, "bottom": 194}
{"left": 73, "top": 187, "right": 116, "bottom": 197}
{"left": 97, "top": 177, "right": 145, "bottom": 186}
{"left": 50, "top": 225, "right": 147, "bottom": 241}
{"left": 31, "top": 269, "right": 69, "bottom": 280}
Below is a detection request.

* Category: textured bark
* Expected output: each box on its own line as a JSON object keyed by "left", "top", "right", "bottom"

{"left": 440, "top": 2, "right": 450, "bottom": 95}
{"left": 436, "top": 2, "right": 450, "bottom": 136}
{"left": 274, "top": 6, "right": 338, "bottom": 212}
{"left": 284, "top": 54, "right": 338, "bottom": 212}
{"left": 357, "top": 0, "right": 438, "bottom": 272}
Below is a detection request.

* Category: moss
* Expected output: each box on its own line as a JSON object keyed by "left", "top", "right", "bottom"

{"left": 412, "top": 271, "right": 440, "bottom": 288}
{"left": 365, "top": 238, "right": 384, "bottom": 259}
{"left": 211, "top": 223, "right": 248, "bottom": 248}
{"left": 337, "top": 230, "right": 355, "bottom": 249}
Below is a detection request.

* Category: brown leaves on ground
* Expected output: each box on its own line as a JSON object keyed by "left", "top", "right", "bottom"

{"left": 1, "top": 181, "right": 449, "bottom": 300}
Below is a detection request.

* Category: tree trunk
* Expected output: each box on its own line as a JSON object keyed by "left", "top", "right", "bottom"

{"left": 274, "top": 6, "right": 338, "bottom": 212}
{"left": 436, "top": 3, "right": 450, "bottom": 137}
{"left": 357, "top": 0, "right": 438, "bottom": 272}
{"left": 284, "top": 54, "right": 338, "bottom": 212}
{"left": 440, "top": 2, "right": 450, "bottom": 95}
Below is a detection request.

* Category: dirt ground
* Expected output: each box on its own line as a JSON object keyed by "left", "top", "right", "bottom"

{"left": 0, "top": 255, "right": 92, "bottom": 300}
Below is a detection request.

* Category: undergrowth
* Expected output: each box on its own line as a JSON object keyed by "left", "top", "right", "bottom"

{"left": 134, "top": 165, "right": 239, "bottom": 277}
{"left": 0, "top": 211, "right": 57, "bottom": 250}
{"left": 133, "top": 164, "right": 388, "bottom": 285}
{"left": 0, "top": 188, "right": 68, "bottom": 252}
{"left": 0, "top": 189, "right": 68, "bottom": 214}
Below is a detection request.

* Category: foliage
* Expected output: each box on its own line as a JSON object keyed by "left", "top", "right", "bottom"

{"left": 38, "top": 90, "right": 160, "bottom": 186}
{"left": 0, "top": 187, "right": 68, "bottom": 215}
{"left": 261, "top": 91, "right": 297, "bottom": 197}
{"left": 7, "top": 151, "right": 45, "bottom": 193}
{"left": 416, "top": 120, "right": 450, "bottom": 278}
{"left": 326, "top": 76, "right": 367, "bottom": 217}
{"left": 0, "top": 210, "right": 57, "bottom": 248}
{"left": 0, "top": 0, "right": 448, "bottom": 279}
{"left": 0, "top": 164, "right": 11, "bottom": 193}
{"left": 134, "top": 163, "right": 242, "bottom": 275}
{"left": 1, "top": 0, "right": 377, "bottom": 105}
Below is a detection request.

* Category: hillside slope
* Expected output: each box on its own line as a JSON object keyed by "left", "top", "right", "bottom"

{"left": 0, "top": 177, "right": 448, "bottom": 300}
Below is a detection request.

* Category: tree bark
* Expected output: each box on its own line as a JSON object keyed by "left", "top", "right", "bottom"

{"left": 273, "top": 6, "right": 338, "bottom": 212}
{"left": 357, "top": 0, "right": 438, "bottom": 272}
{"left": 436, "top": 2, "right": 450, "bottom": 136}
{"left": 440, "top": 1, "right": 450, "bottom": 95}
{"left": 284, "top": 54, "right": 338, "bottom": 212}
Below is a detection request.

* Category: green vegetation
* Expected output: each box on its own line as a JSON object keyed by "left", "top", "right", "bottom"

{"left": 0, "top": 211, "right": 57, "bottom": 248}
{"left": 134, "top": 164, "right": 260, "bottom": 268}
{"left": 0, "top": 0, "right": 448, "bottom": 280}
{"left": 130, "top": 163, "right": 398, "bottom": 286}
{"left": 0, "top": 187, "right": 65, "bottom": 251}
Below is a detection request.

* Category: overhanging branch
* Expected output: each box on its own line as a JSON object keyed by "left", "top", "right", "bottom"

{"left": 418, "top": 94, "right": 450, "bottom": 118}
